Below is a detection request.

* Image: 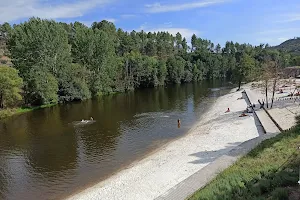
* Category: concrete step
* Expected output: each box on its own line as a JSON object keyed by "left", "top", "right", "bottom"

{"left": 255, "top": 110, "right": 280, "bottom": 134}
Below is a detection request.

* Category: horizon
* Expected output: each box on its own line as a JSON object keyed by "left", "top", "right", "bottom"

{"left": 1, "top": 0, "right": 300, "bottom": 46}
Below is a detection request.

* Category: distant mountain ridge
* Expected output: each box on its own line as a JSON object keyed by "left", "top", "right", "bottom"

{"left": 271, "top": 37, "right": 300, "bottom": 55}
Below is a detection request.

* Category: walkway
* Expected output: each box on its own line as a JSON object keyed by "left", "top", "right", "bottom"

{"left": 156, "top": 88, "right": 280, "bottom": 200}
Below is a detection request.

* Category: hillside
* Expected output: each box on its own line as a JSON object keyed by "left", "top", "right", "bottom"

{"left": 272, "top": 38, "right": 300, "bottom": 55}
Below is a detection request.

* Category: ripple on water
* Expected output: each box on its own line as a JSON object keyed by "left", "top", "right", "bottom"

{"left": 0, "top": 81, "right": 232, "bottom": 200}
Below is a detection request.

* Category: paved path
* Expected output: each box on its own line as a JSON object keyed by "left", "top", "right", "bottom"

{"left": 155, "top": 133, "right": 278, "bottom": 200}
{"left": 156, "top": 88, "right": 281, "bottom": 200}
{"left": 245, "top": 89, "right": 280, "bottom": 134}
{"left": 255, "top": 110, "right": 280, "bottom": 134}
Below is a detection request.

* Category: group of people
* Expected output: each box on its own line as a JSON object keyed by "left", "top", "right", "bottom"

{"left": 225, "top": 95, "right": 257, "bottom": 117}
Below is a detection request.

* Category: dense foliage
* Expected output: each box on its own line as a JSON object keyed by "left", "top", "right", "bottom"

{"left": 0, "top": 66, "right": 23, "bottom": 108}
{"left": 0, "top": 18, "right": 295, "bottom": 107}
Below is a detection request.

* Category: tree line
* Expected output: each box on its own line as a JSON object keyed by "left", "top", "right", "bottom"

{"left": 0, "top": 18, "right": 294, "bottom": 109}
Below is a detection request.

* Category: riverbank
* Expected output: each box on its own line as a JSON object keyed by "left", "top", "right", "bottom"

{"left": 188, "top": 81, "right": 300, "bottom": 200}
{"left": 189, "top": 119, "right": 300, "bottom": 200}
{"left": 0, "top": 104, "right": 56, "bottom": 120}
{"left": 67, "top": 87, "right": 260, "bottom": 200}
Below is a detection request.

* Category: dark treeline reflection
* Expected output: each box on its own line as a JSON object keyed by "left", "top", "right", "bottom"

{"left": 0, "top": 81, "right": 230, "bottom": 200}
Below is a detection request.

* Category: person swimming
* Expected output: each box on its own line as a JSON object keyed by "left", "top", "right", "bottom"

{"left": 90, "top": 117, "right": 94, "bottom": 121}
{"left": 178, "top": 119, "right": 181, "bottom": 128}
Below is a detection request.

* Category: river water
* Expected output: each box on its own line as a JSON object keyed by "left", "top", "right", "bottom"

{"left": 0, "top": 81, "right": 231, "bottom": 200}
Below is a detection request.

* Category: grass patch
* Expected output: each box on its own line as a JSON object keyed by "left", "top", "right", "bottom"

{"left": 16, "top": 104, "right": 56, "bottom": 113}
{"left": 189, "top": 126, "right": 300, "bottom": 200}
{"left": 0, "top": 104, "right": 57, "bottom": 119}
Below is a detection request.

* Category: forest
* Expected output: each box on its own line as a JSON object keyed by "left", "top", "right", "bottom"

{"left": 0, "top": 18, "right": 296, "bottom": 110}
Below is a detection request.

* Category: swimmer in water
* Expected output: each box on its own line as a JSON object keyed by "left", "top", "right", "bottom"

{"left": 178, "top": 119, "right": 181, "bottom": 128}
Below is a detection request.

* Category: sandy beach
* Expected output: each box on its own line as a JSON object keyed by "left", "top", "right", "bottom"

{"left": 67, "top": 88, "right": 260, "bottom": 200}
{"left": 247, "top": 80, "right": 300, "bottom": 131}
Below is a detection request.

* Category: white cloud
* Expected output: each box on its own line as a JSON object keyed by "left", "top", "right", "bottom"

{"left": 278, "top": 13, "right": 300, "bottom": 23}
{"left": 120, "top": 14, "right": 137, "bottom": 19}
{"left": 104, "top": 18, "right": 117, "bottom": 23}
{"left": 136, "top": 22, "right": 199, "bottom": 41}
{"left": 255, "top": 33, "right": 297, "bottom": 46}
{"left": 142, "top": 27, "right": 199, "bottom": 41}
{"left": 256, "top": 37, "right": 289, "bottom": 46}
{"left": 277, "top": 37, "right": 288, "bottom": 42}
{"left": 145, "top": 0, "right": 230, "bottom": 13}
{"left": 257, "top": 28, "right": 300, "bottom": 35}
{"left": 0, "top": 0, "right": 113, "bottom": 23}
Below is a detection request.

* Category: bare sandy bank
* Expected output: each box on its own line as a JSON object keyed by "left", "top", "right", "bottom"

{"left": 67, "top": 88, "right": 260, "bottom": 200}
{"left": 247, "top": 80, "right": 300, "bottom": 130}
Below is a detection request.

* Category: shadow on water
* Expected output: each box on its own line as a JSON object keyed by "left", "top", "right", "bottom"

{"left": 0, "top": 80, "right": 232, "bottom": 200}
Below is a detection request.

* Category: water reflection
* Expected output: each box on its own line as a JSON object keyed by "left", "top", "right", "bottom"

{"left": 0, "top": 81, "right": 230, "bottom": 200}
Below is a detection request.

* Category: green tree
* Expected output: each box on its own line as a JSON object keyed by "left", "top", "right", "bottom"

{"left": 167, "top": 56, "right": 185, "bottom": 84}
{"left": 9, "top": 17, "right": 71, "bottom": 78}
{"left": 191, "top": 34, "right": 197, "bottom": 52}
{"left": 58, "top": 64, "right": 91, "bottom": 102}
{"left": 234, "top": 53, "right": 255, "bottom": 90}
{"left": 2, "top": 18, "right": 295, "bottom": 108}
{"left": 27, "top": 67, "right": 58, "bottom": 105}
{"left": 0, "top": 66, "right": 23, "bottom": 108}
{"left": 157, "top": 60, "right": 167, "bottom": 85}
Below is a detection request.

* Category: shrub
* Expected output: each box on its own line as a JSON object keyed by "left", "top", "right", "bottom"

{"left": 270, "top": 188, "right": 289, "bottom": 200}
{"left": 0, "top": 108, "right": 16, "bottom": 119}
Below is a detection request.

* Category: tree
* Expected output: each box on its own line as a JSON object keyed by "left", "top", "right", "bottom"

{"left": 1, "top": 17, "right": 295, "bottom": 108}
{"left": 269, "top": 61, "right": 281, "bottom": 108}
{"left": 234, "top": 53, "right": 255, "bottom": 90}
{"left": 182, "top": 38, "right": 188, "bottom": 52}
{"left": 57, "top": 64, "right": 91, "bottom": 102}
{"left": 175, "top": 32, "right": 183, "bottom": 51}
{"left": 261, "top": 61, "right": 274, "bottom": 108}
{"left": 215, "top": 44, "right": 221, "bottom": 54}
{"left": 157, "top": 60, "right": 167, "bottom": 85}
{"left": 191, "top": 34, "right": 197, "bottom": 52}
{"left": 27, "top": 67, "right": 58, "bottom": 105}
{"left": 167, "top": 56, "right": 185, "bottom": 84}
{"left": 0, "top": 66, "right": 23, "bottom": 108}
{"left": 9, "top": 18, "right": 72, "bottom": 79}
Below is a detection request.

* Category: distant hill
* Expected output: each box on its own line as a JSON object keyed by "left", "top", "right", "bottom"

{"left": 271, "top": 38, "right": 300, "bottom": 55}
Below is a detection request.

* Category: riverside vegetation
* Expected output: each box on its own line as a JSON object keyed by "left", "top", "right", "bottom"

{"left": 0, "top": 18, "right": 296, "bottom": 119}
{"left": 189, "top": 118, "right": 300, "bottom": 200}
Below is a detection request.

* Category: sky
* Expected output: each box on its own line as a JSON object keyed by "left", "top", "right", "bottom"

{"left": 0, "top": 0, "right": 300, "bottom": 46}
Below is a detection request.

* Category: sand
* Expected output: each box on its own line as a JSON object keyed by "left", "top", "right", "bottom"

{"left": 247, "top": 80, "right": 300, "bottom": 130}
{"left": 67, "top": 88, "right": 260, "bottom": 200}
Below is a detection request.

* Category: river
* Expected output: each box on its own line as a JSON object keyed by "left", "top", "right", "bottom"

{"left": 0, "top": 81, "right": 231, "bottom": 200}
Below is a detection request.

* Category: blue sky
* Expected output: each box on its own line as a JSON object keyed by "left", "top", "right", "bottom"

{"left": 0, "top": 0, "right": 300, "bottom": 46}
